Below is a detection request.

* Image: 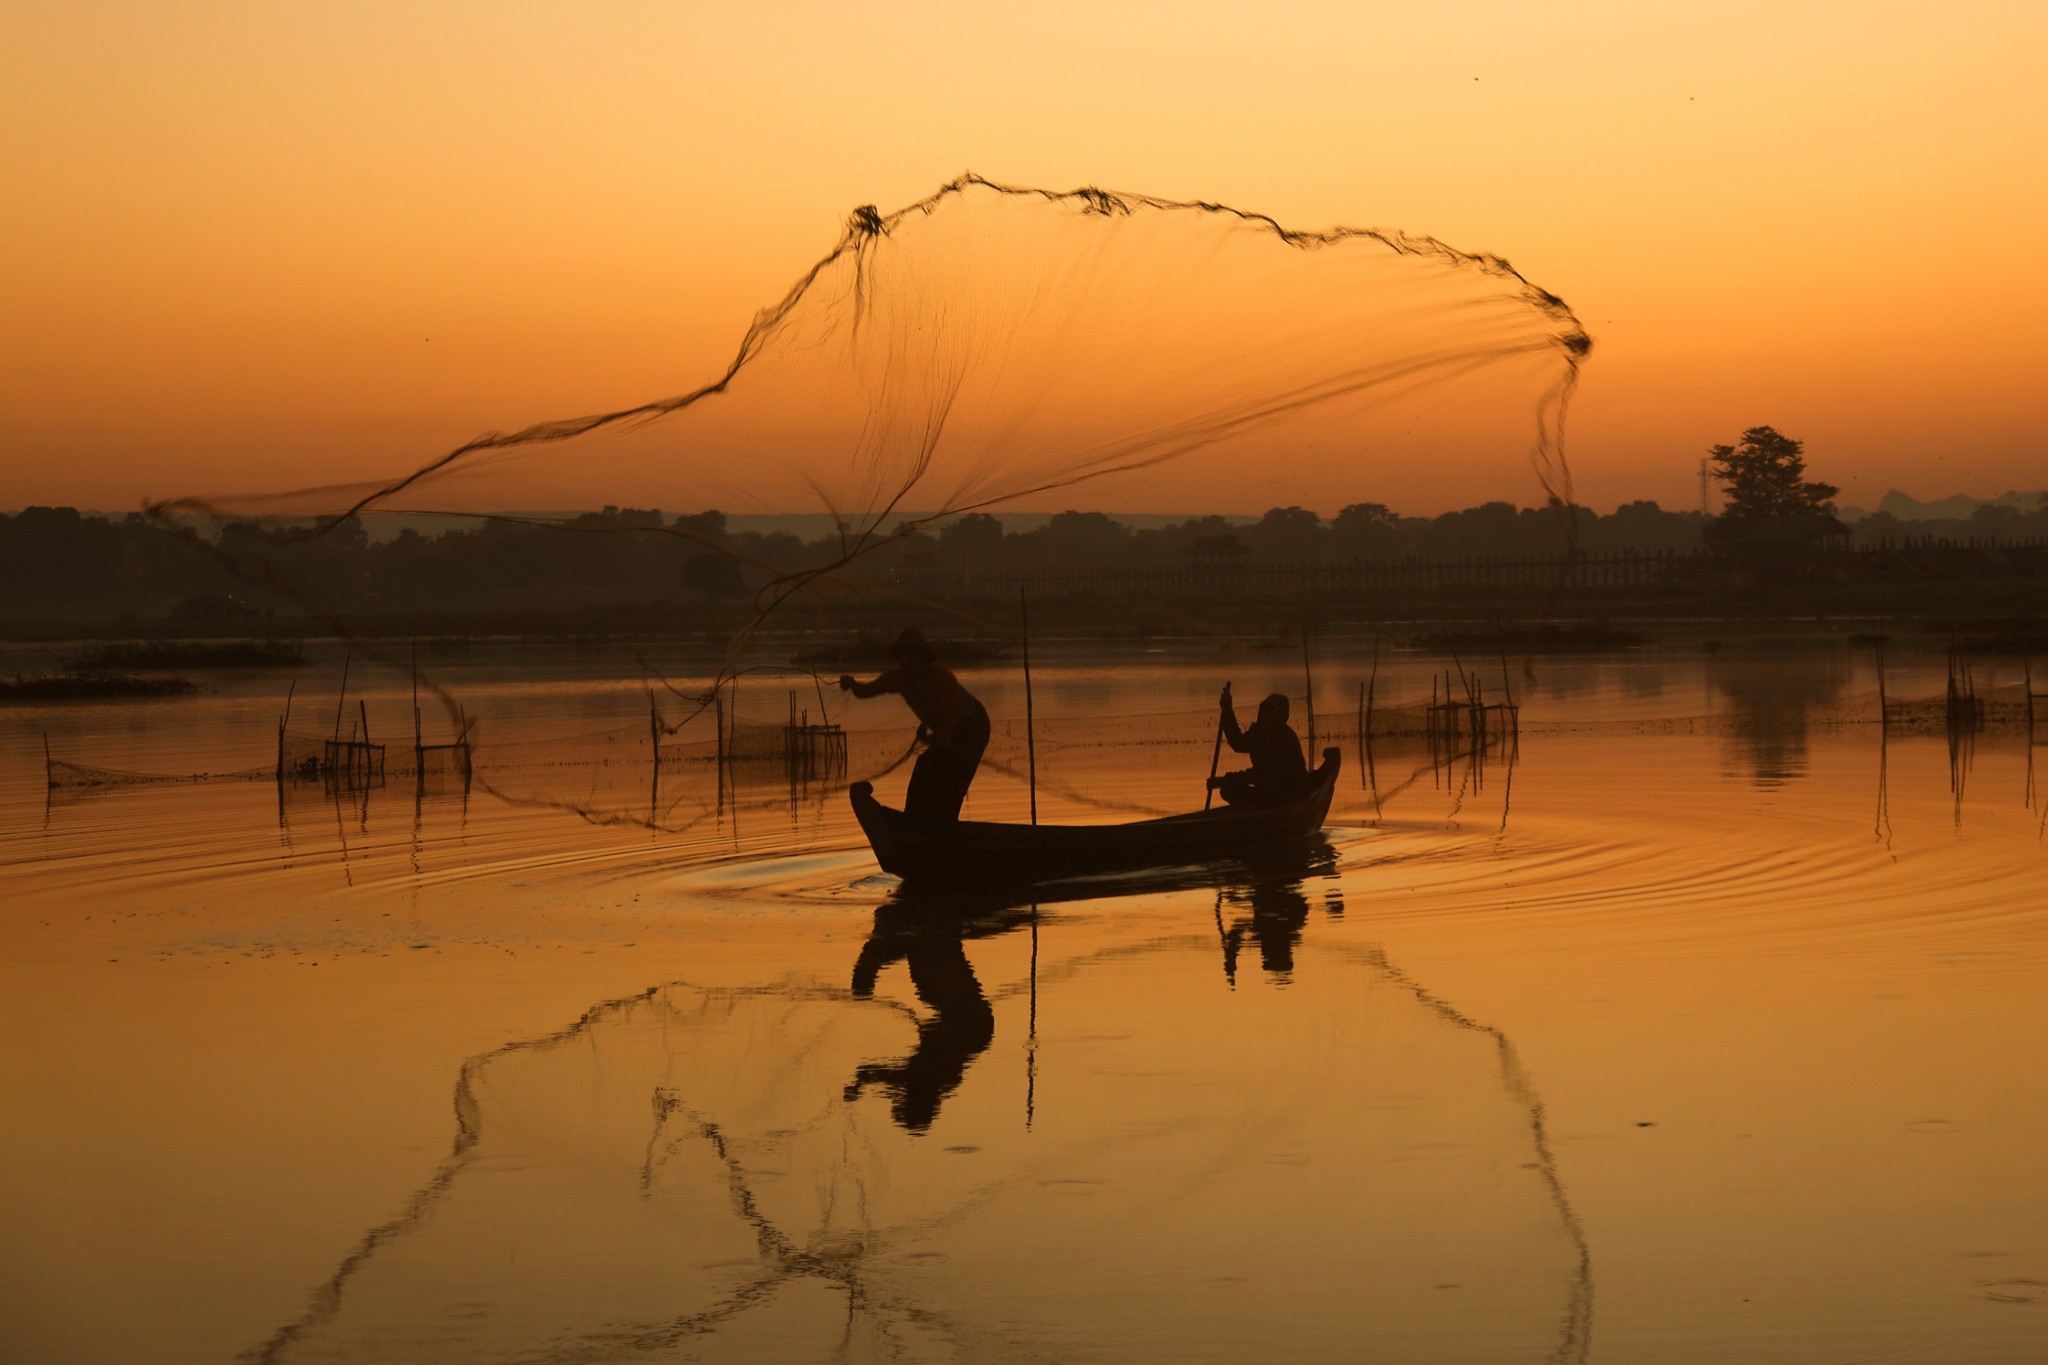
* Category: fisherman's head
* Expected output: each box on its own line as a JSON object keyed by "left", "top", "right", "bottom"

{"left": 889, "top": 627, "right": 937, "bottom": 665}
{"left": 1258, "top": 693, "right": 1290, "bottom": 724}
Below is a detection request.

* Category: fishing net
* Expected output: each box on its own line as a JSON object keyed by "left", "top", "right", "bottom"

{"left": 43, "top": 755, "right": 274, "bottom": 790}
{"left": 144, "top": 175, "right": 1591, "bottom": 829}
{"left": 159, "top": 175, "right": 1586, "bottom": 538}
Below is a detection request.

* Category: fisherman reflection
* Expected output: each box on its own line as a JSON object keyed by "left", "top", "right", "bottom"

{"left": 1217, "top": 839, "right": 1343, "bottom": 985}
{"left": 845, "top": 893, "right": 1026, "bottom": 1131}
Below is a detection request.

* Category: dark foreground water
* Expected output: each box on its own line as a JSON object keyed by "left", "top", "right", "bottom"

{"left": 2, "top": 637, "right": 2043, "bottom": 1363}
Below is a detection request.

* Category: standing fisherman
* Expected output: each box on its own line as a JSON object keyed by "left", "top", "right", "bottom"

{"left": 840, "top": 628, "right": 991, "bottom": 824}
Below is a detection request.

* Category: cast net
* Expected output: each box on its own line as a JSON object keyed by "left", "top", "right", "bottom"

{"left": 144, "top": 174, "right": 1592, "bottom": 828}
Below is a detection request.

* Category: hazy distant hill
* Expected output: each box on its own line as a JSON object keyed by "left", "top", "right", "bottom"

{"left": 1838, "top": 489, "right": 2048, "bottom": 523}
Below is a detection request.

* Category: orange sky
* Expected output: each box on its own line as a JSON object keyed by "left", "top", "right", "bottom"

{"left": 3, "top": 0, "right": 2043, "bottom": 517}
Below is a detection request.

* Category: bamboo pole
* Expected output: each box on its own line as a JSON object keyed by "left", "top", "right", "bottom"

{"left": 278, "top": 680, "right": 296, "bottom": 783}
{"left": 647, "top": 688, "right": 661, "bottom": 772}
{"left": 1020, "top": 588, "right": 1038, "bottom": 826}
{"left": 332, "top": 649, "right": 351, "bottom": 744}
{"left": 2026, "top": 654, "right": 2035, "bottom": 737}
{"left": 1366, "top": 637, "right": 1378, "bottom": 741}
{"left": 1300, "top": 624, "right": 1316, "bottom": 754}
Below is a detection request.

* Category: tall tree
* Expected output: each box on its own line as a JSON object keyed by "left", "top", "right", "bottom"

{"left": 1245, "top": 505, "right": 1325, "bottom": 561}
{"left": 1706, "top": 426, "right": 1840, "bottom": 551}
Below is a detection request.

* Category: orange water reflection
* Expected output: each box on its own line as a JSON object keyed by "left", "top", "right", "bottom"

{"left": 1, "top": 641, "right": 2042, "bottom": 1362}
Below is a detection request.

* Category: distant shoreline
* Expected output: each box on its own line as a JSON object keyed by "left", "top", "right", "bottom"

{"left": 3, "top": 589, "right": 2040, "bottom": 654}
{"left": 18, "top": 489, "right": 2046, "bottom": 537}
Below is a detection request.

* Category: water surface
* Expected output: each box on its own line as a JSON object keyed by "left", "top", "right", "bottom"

{"left": 3, "top": 638, "right": 2043, "bottom": 1362}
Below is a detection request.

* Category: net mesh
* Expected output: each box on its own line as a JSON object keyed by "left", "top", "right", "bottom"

{"left": 136, "top": 175, "right": 1600, "bottom": 829}
{"left": 114, "top": 176, "right": 2047, "bottom": 830}
{"left": 43, "top": 756, "right": 273, "bottom": 790}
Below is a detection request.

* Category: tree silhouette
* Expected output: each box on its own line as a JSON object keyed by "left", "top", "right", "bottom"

{"left": 1705, "top": 426, "right": 1841, "bottom": 553}
{"left": 1246, "top": 505, "right": 1326, "bottom": 561}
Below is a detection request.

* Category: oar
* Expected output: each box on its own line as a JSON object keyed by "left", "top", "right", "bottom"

{"left": 1204, "top": 682, "right": 1231, "bottom": 811}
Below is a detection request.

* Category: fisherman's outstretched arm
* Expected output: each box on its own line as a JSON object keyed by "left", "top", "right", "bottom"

{"left": 838, "top": 670, "right": 900, "bottom": 699}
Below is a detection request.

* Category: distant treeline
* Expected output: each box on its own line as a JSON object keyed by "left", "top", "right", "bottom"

{"left": 4, "top": 498, "right": 2046, "bottom": 623}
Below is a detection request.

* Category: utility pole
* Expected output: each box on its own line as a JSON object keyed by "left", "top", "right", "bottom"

{"left": 1698, "top": 457, "right": 1712, "bottom": 517}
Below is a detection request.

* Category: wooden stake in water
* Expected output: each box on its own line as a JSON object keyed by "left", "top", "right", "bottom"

{"left": 1366, "top": 636, "right": 1379, "bottom": 738}
{"left": 647, "top": 687, "right": 661, "bottom": 772}
{"left": 412, "top": 644, "right": 423, "bottom": 756}
{"left": 278, "top": 680, "right": 296, "bottom": 784}
{"left": 1363, "top": 641, "right": 1383, "bottom": 817}
{"left": 1876, "top": 639, "right": 1888, "bottom": 732}
{"left": 2023, "top": 652, "right": 2037, "bottom": 737}
{"left": 1301, "top": 624, "right": 1316, "bottom": 754}
{"left": 1354, "top": 680, "right": 1366, "bottom": 791}
{"left": 1020, "top": 587, "right": 1038, "bottom": 826}
{"left": 332, "top": 649, "right": 351, "bottom": 744}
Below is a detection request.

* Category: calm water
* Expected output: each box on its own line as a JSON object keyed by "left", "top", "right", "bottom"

{"left": 2, "top": 637, "right": 2043, "bottom": 1363}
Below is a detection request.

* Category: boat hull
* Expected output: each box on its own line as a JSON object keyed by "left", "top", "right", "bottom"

{"left": 850, "top": 748, "right": 1341, "bottom": 883}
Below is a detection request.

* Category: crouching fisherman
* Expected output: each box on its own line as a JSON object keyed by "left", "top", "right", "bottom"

{"left": 1208, "top": 683, "right": 1310, "bottom": 807}
{"left": 840, "top": 628, "right": 991, "bottom": 824}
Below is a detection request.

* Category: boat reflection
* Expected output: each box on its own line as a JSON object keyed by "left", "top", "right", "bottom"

{"left": 845, "top": 839, "right": 1344, "bottom": 1133}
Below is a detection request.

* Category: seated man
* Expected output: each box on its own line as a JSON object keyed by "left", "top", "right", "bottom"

{"left": 1208, "top": 684, "right": 1310, "bottom": 808}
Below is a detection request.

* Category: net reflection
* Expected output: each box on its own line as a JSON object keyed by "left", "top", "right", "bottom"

{"left": 245, "top": 862, "right": 1588, "bottom": 1364}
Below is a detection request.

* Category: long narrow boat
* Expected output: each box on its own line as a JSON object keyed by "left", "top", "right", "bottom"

{"left": 850, "top": 747, "right": 1341, "bottom": 883}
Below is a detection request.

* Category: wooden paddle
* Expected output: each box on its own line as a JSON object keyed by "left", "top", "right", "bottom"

{"left": 1204, "top": 681, "right": 1231, "bottom": 810}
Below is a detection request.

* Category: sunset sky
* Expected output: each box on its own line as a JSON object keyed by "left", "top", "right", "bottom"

{"left": 4, "top": 0, "right": 2042, "bottom": 518}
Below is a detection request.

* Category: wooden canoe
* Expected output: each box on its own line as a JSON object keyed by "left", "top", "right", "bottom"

{"left": 850, "top": 747, "right": 1341, "bottom": 883}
